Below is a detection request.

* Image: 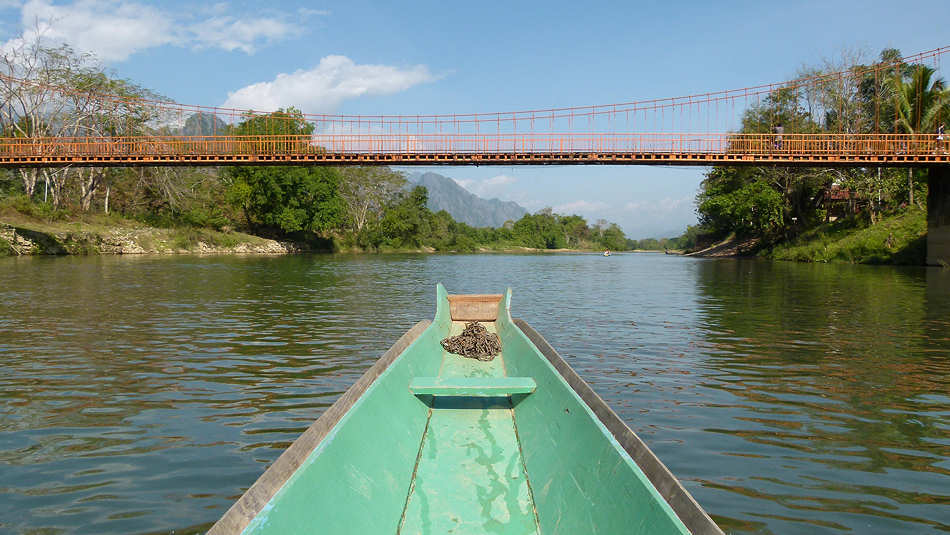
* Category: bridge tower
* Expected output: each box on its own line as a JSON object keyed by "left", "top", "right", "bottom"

{"left": 929, "top": 166, "right": 950, "bottom": 266}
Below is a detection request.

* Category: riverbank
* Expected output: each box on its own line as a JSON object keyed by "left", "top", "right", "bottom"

{"left": 685, "top": 208, "right": 929, "bottom": 265}
{"left": 765, "top": 208, "right": 927, "bottom": 265}
{"left": 0, "top": 212, "right": 619, "bottom": 257}
{"left": 0, "top": 183, "right": 630, "bottom": 257}
{"left": 0, "top": 214, "right": 304, "bottom": 256}
{"left": 2, "top": 209, "right": 930, "bottom": 264}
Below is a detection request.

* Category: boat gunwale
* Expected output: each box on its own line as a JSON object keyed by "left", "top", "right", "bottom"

{"left": 513, "top": 318, "right": 724, "bottom": 535}
{"left": 206, "top": 319, "right": 432, "bottom": 535}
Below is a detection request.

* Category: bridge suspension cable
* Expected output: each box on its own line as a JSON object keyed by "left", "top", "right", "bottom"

{"left": 0, "top": 45, "right": 948, "bottom": 167}
{"left": 0, "top": 46, "right": 947, "bottom": 136}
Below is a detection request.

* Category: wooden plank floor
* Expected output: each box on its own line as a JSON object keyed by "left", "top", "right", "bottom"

{"left": 400, "top": 322, "right": 540, "bottom": 535}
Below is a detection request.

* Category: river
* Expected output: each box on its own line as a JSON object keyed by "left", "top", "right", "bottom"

{"left": 0, "top": 253, "right": 947, "bottom": 534}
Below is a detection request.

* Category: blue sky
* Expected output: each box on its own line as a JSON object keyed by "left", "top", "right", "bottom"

{"left": 1, "top": 0, "right": 948, "bottom": 237}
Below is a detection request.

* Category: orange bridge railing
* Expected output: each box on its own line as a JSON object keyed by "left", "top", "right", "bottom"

{"left": 0, "top": 133, "right": 948, "bottom": 167}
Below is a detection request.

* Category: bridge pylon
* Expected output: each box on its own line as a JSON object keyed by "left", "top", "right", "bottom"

{"left": 928, "top": 166, "right": 950, "bottom": 266}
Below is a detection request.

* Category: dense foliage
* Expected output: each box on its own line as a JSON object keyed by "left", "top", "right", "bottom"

{"left": 224, "top": 109, "right": 346, "bottom": 235}
{"left": 350, "top": 188, "right": 628, "bottom": 252}
{"left": 682, "top": 48, "right": 949, "bottom": 255}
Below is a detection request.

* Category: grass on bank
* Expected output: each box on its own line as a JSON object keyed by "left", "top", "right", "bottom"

{"left": 765, "top": 208, "right": 927, "bottom": 265}
{"left": 168, "top": 227, "right": 251, "bottom": 250}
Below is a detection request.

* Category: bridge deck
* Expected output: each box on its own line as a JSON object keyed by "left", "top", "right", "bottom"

{"left": 1, "top": 134, "right": 948, "bottom": 167}
{"left": 1, "top": 151, "right": 948, "bottom": 168}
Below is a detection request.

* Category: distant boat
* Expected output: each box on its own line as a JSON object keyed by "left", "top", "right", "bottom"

{"left": 603, "top": 250, "right": 611, "bottom": 256}
{"left": 209, "top": 285, "right": 722, "bottom": 535}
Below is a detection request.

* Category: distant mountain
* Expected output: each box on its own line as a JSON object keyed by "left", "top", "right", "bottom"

{"left": 407, "top": 172, "right": 527, "bottom": 228}
{"left": 182, "top": 113, "right": 228, "bottom": 136}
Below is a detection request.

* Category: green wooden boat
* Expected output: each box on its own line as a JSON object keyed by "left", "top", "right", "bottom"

{"left": 209, "top": 285, "right": 722, "bottom": 534}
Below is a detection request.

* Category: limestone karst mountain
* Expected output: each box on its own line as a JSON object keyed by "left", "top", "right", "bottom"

{"left": 407, "top": 172, "right": 527, "bottom": 228}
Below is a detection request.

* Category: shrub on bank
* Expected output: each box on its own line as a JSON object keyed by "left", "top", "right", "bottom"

{"left": 170, "top": 227, "right": 244, "bottom": 251}
{"left": 0, "top": 195, "right": 73, "bottom": 223}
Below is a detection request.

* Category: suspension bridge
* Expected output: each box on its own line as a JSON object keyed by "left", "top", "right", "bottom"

{"left": 1, "top": 46, "right": 948, "bottom": 169}
{"left": 1, "top": 132, "right": 948, "bottom": 168}
{"left": 1, "top": 45, "right": 949, "bottom": 264}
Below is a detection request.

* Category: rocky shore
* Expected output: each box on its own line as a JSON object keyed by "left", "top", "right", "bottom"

{"left": 0, "top": 222, "right": 303, "bottom": 256}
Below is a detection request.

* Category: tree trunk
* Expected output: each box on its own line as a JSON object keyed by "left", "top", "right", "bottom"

{"left": 355, "top": 202, "right": 369, "bottom": 234}
{"left": 45, "top": 169, "right": 67, "bottom": 208}
{"left": 79, "top": 168, "right": 103, "bottom": 211}
{"left": 908, "top": 168, "right": 914, "bottom": 206}
{"left": 19, "top": 169, "right": 37, "bottom": 198}
{"left": 104, "top": 184, "right": 110, "bottom": 214}
{"left": 874, "top": 168, "right": 882, "bottom": 223}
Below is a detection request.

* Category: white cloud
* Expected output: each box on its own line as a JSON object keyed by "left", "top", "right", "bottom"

{"left": 191, "top": 15, "right": 300, "bottom": 54}
{"left": 554, "top": 199, "right": 609, "bottom": 214}
{"left": 6, "top": 0, "right": 307, "bottom": 62}
{"left": 222, "top": 55, "right": 435, "bottom": 112}
{"left": 18, "top": 0, "right": 176, "bottom": 61}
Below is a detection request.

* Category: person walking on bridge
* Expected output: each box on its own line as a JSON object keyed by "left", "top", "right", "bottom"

{"left": 938, "top": 122, "right": 946, "bottom": 154}
{"left": 773, "top": 123, "right": 784, "bottom": 151}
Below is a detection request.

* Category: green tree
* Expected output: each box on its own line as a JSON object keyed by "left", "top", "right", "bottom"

{"left": 890, "top": 65, "right": 949, "bottom": 205}
{"left": 559, "top": 214, "right": 589, "bottom": 248}
{"left": 891, "top": 65, "right": 948, "bottom": 135}
{"left": 377, "top": 186, "right": 432, "bottom": 248}
{"left": 225, "top": 109, "right": 345, "bottom": 235}
{"left": 697, "top": 167, "right": 784, "bottom": 237}
{"left": 231, "top": 107, "right": 313, "bottom": 136}
{"left": 512, "top": 209, "right": 566, "bottom": 249}
{"left": 227, "top": 165, "right": 345, "bottom": 234}
{"left": 600, "top": 223, "right": 627, "bottom": 250}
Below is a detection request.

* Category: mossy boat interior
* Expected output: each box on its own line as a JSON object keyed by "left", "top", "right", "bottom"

{"left": 209, "top": 284, "right": 722, "bottom": 534}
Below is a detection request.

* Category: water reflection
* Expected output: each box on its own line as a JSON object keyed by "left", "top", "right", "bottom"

{"left": 690, "top": 260, "right": 950, "bottom": 533}
{"left": 0, "top": 254, "right": 947, "bottom": 534}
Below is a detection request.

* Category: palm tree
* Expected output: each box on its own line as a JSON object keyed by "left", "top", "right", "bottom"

{"left": 890, "top": 65, "right": 950, "bottom": 205}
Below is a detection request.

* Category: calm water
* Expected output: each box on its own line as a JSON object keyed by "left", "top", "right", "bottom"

{"left": 0, "top": 253, "right": 948, "bottom": 534}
